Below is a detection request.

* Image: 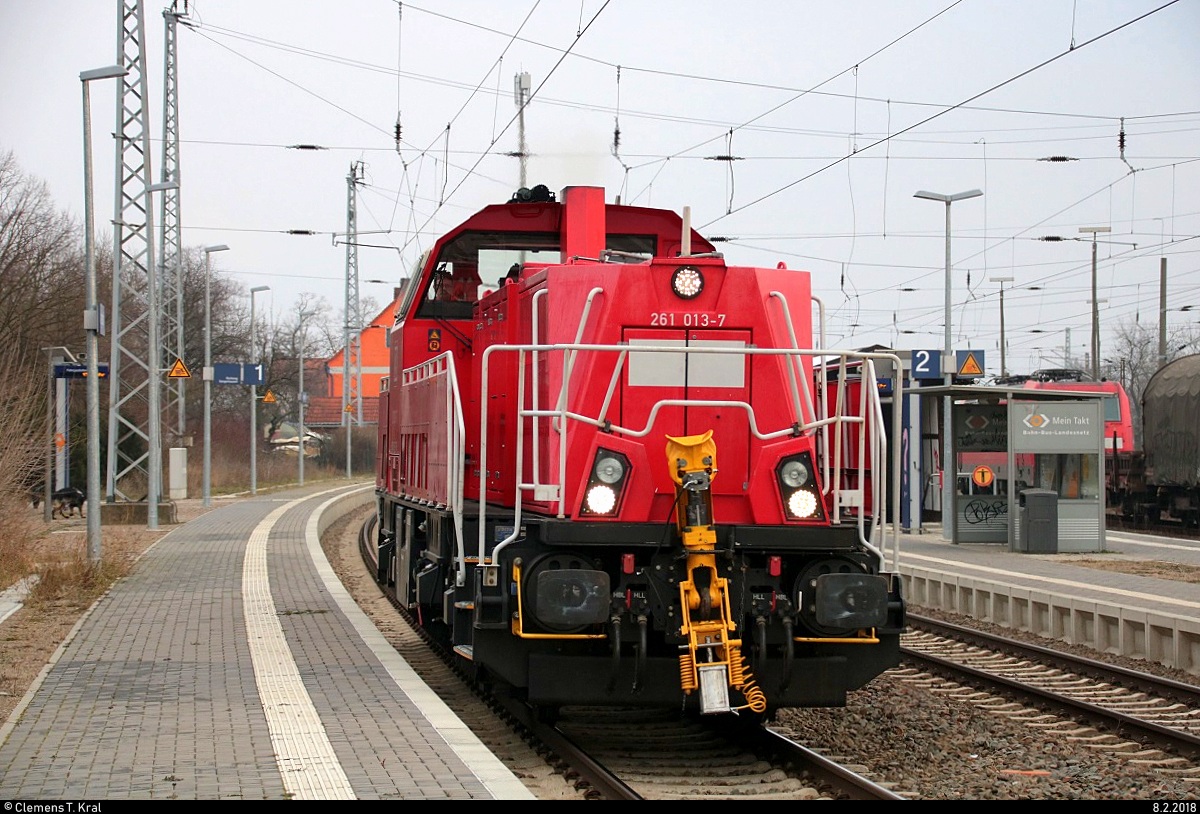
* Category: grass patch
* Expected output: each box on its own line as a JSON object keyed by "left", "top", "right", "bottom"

{"left": 0, "top": 497, "right": 38, "bottom": 589}
{"left": 25, "top": 553, "right": 133, "bottom": 610}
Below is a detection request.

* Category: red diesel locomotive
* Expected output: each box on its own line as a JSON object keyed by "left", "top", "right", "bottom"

{"left": 373, "top": 184, "right": 906, "bottom": 718}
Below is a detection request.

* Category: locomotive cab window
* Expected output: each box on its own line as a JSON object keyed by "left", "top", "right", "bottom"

{"left": 416, "top": 230, "right": 560, "bottom": 319}
{"left": 1101, "top": 395, "right": 1121, "bottom": 422}
{"left": 396, "top": 250, "right": 430, "bottom": 321}
{"left": 414, "top": 229, "right": 661, "bottom": 320}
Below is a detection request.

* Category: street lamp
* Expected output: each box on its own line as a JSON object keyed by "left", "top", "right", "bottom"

{"left": 989, "top": 276, "right": 1014, "bottom": 377}
{"left": 80, "top": 64, "right": 127, "bottom": 562}
{"left": 1080, "top": 226, "right": 1111, "bottom": 379}
{"left": 297, "top": 309, "right": 316, "bottom": 486}
{"left": 914, "top": 187, "right": 983, "bottom": 543}
{"left": 201, "top": 244, "right": 229, "bottom": 507}
{"left": 250, "top": 285, "right": 270, "bottom": 495}
{"left": 1087, "top": 297, "right": 1108, "bottom": 374}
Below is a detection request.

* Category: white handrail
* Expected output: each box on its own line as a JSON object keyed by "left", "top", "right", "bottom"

{"left": 477, "top": 341, "right": 891, "bottom": 566}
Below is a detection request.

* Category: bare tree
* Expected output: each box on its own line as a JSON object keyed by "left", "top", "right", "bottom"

{"left": 260, "top": 293, "right": 337, "bottom": 442}
{"left": 1102, "top": 318, "right": 1200, "bottom": 447}
{"left": 0, "top": 150, "right": 84, "bottom": 375}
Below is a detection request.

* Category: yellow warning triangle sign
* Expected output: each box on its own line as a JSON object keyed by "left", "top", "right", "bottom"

{"left": 262, "top": 390, "right": 276, "bottom": 404}
{"left": 167, "top": 358, "right": 191, "bottom": 378}
{"left": 958, "top": 352, "right": 983, "bottom": 377}
{"left": 344, "top": 403, "right": 354, "bottom": 413}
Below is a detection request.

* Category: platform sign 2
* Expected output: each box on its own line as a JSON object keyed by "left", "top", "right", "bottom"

{"left": 911, "top": 349, "right": 942, "bottom": 380}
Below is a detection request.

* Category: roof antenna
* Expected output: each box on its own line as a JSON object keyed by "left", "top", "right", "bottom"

{"left": 681, "top": 206, "right": 692, "bottom": 257}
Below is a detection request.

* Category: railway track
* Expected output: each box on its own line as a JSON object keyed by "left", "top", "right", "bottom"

{"left": 348, "top": 513, "right": 906, "bottom": 800}
{"left": 339, "top": 509, "right": 1200, "bottom": 797}
{"left": 514, "top": 700, "right": 910, "bottom": 800}
{"left": 1107, "top": 511, "right": 1200, "bottom": 539}
{"left": 903, "top": 613, "right": 1200, "bottom": 770}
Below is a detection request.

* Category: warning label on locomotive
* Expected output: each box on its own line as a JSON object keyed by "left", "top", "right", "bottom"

{"left": 427, "top": 328, "right": 441, "bottom": 351}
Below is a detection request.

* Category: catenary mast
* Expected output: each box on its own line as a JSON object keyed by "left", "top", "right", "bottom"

{"left": 106, "top": 0, "right": 162, "bottom": 525}
{"left": 343, "top": 161, "right": 364, "bottom": 474}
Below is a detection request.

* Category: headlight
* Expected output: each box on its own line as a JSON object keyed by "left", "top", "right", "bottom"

{"left": 581, "top": 448, "right": 630, "bottom": 517}
{"left": 594, "top": 455, "right": 625, "bottom": 485}
{"left": 779, "top": 459, "right": 810, "bottom": 488}
{"left": 585, "top": 484, "right": 616, "bottom": 514}
{"left": 788, "top": 489, "right": 819, "bottom": 519}
{"left": 776, "top": 452, "right": 824, "bottom": 521}
{"left": 671, "top": 266, "right": 704, "bottom": 299}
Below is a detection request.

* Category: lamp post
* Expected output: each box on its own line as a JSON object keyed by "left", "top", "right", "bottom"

{"left": 914, "top": 188, "right": 982, "bottom": 543}
{"left": 1080, "top": 226, "right": 1111, "bottom": 380}
{"left": 1087, "top": 297, "right": 1108, "bottom": 375}
{"left": 297, "top": 309, "right": 315, "bottom": 486}
{"left": 201, "top": 244, "right": 229, "bottom": 507}
{"left": 250, "top": 285, "right": 270, "bottom": 495}
{"left": 80, "top": 64, "right": 127, "bottom": 564}
{"left": 989, "top": 276, "right": 1014, "bottom": 377}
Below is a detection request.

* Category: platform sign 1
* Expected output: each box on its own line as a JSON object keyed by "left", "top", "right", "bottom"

{"left": 213, "top": 363, "right": 265, "bottom": 385}
{"left": 911, "top": 349, "right": 942, "bottom": 380}
{"left": 213, "top": 363, "right": 242, "bottom": 385}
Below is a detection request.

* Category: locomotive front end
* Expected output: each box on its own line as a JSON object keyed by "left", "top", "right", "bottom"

{"left": 480, "top": 251, "right": 904, "bottom": 715}
{"left": 377, "top": 185, "right": 904, "bottom": 718}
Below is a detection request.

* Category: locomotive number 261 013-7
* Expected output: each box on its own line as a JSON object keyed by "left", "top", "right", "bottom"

{"left": 649, "top": 311, "right": 727, "bottom": 327}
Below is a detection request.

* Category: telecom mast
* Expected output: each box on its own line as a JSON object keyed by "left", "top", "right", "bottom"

{"left": 106, "top": 0, "right": 163, "bottom": 519}
{"left": 160, "top": 1, "right": 188, "bottom": 443}
{"left": 343, "top": 161, "right": 364, "bottom": 474}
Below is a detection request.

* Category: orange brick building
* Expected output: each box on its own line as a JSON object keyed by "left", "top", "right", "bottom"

{"left": 304, "top": 297, "right": 396, "bottom": 427}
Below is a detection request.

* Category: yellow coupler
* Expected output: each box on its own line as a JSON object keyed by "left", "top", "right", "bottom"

{"left": 666, "top": 431, "right": 766, "bottom": 714}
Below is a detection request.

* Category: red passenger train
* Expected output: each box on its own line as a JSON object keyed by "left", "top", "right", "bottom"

{"left": 1021, "top": 369, "right": 1134, "bottom": 455}
{"left": 372, "top": 184, "right": 906, "bottom": 718}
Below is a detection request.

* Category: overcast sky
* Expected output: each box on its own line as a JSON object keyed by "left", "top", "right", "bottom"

{"left": 3, "top": 0, "right": 1198, "bottom": 377}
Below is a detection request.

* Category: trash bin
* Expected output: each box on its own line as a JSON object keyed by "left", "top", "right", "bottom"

{"left": 1016, "top": 488, "right": 1058, "bottom": 553}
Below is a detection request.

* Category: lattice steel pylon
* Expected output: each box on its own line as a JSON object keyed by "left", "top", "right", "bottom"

{"left": 160, "top": 1, "right": 188, "bottom": 443}
{"left": 343, "top": 161, "right": 364, "bottom": 430}
{"left": 106, "top": 0, "right": 162, "bottom": 506}
{"left": 341, "top": 162, "right": 364, "bottom": 476}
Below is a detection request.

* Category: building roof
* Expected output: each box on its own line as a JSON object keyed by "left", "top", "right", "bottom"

{"left": 305, "top": 395, "right": 379, "bottom": 427}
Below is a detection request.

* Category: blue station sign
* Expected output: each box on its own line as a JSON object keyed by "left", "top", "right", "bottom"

{"left": 54, "top": 363, "right": 108, "bottom": 379}
{"left": 212, "top": 363, "right": 265, "bottom": 386}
